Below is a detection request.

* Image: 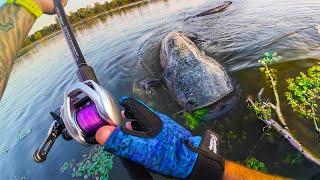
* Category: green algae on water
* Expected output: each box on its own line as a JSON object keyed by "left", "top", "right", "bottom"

{"left": 61, "top": 146, "right": 114, "bottom": 179}
{"left": 13, "top": 176, "right": 27, "bottom": 180}
{"left": 17, "top": 126, "right": 32, "bottom": 140}
{"left": 1, "top": 146, "right": 9, "bottom": 155}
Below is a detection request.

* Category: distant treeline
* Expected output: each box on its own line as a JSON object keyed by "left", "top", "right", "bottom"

{"left": 23, "top": 0, "right": 143, "bottom": 47}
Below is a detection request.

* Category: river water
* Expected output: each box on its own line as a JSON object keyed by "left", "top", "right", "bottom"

{"left": 1, "top": 0, "right": 320, "bottom": 179}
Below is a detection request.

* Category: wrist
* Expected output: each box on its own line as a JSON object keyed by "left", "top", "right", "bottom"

{"left": 6, "top": 0, "right": 43, "bottom": 18}
{"left": 186, "top": 129, "right": 225, "bottom": 179}
{"left": 32, "top": 0, "right": 44, "bottom": 12}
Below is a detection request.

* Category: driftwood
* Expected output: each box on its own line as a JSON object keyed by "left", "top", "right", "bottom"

{"left": 247, "top": 97, "right": 320, "bottom": 166}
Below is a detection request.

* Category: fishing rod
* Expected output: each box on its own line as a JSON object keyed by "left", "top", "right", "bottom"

{"left": 33, "top": 0, "right": 152, "bottom": 178}
{"left": 33, "top": 0, "right": 121, "bottom": 161}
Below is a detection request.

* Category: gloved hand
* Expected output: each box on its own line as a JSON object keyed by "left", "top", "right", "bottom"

{"left": 97, "top": 97, "right": 224, "bottom": 179}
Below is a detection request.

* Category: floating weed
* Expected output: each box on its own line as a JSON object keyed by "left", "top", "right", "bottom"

{"left": 227, "top": 131, "right": 237, "bottom": 139}
{"left": 61, "top": 146, "right": 114, "bottom": 179}
{"left": 220, "top": 130, "right": 247, "bottom": 151}
{"left": 282, "top": 152, "right": 303, "bottom": 166}
{"left": 61, "top": 162, "right": 70, "bottom": 173}
{"left": 244, "top": 157, "right": 268, "bottom": 173}
{"left": 183, "top": 108, "right": 209, "bottom": 129}
{"left": 42, "top": 92, "right": 49, "bottom": 96}
{"left": 13, "top": 176, "right": 27, "bottom": 180}
{"left": 17, "top": 126, "right": 32, "bottom": 140}
{"left": 1, "top": 146, "right": 9, "bottom": 155}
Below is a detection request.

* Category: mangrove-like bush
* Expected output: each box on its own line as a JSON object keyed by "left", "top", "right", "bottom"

{"left": 247, "top": 52, "right": 320, "bottom": 167}
{"left": 285, "top": 63, "right": 320, "bottom": 135}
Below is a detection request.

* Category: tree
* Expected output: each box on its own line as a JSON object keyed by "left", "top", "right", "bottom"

{"left": 21, "top": 0, "right": 146, "bottom": 48}
{"left": 23, "top": 38, "right": 32, "bottom": 47}
{"left": 34, "top": 31, "right": 43, "bottom": 41}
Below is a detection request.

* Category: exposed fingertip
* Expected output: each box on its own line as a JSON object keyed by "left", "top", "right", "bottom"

{"left": 126, "top": 122, "right": 132, "bottom": 130}
{"left": 121, "top": 110, "right": 126, "bottom": 119}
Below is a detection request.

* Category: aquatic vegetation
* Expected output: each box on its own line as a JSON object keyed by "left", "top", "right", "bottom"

{"left": 1, "top": 146, "right": 9, "bottom": 155}
{"left": 285, "top": 63, "right": 320, "bottom": 134}
{"left": 183, "top": 108, "right": 209, "bottom": 129}
{"left": 249, "top": 100, "right": 272, "bottom": 121}
{"left": 42, "top": 92, "right": 49, "bottom": 96}
{"left": 247, "top": 52, "right": 320, "bottom": 167}
{"left": 13, "top": 176, "right": 27, "bottom": 180}
{"left": 61, "top": 162, "right": 69, "bottom": 172}
{"left": 16, "top": 126, "right": 32, "bottom": 140}
{"left": 226, "top": 130, "right": 237, "bottom": 139}
{"left": 219, "top": 129, "right": 247, "bottom": 151}
{"left": 244, "top": 157, "right": 268, "bottom": 173}
{"left": 282, "top": 152, "right": 303, "bottom": 166}
{"left": 61, "top": 146, "right": 114, "bottom": 180}
{"left": 258, "top": 52, "right": 287, "bottom": 127}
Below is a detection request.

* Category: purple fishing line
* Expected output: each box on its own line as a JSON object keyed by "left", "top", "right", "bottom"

{"left": 76, "top": 102, "right": 107, "bottom": 137}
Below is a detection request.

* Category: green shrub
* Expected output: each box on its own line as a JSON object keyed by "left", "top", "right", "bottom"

{"left": 286, "top": 63, "right": 320, "bottom": 134}
{"left": 244, "top": 157, "right": 268, "bottom": 173}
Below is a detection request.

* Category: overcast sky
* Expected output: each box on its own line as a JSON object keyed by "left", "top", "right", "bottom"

{"left": 0, "top": 0, "right": 109, "bottom": 34}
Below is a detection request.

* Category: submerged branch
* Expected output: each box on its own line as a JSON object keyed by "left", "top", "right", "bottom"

{"left": 263, "top": 65, "right": 288, "bottom": 128}
{"left": 263, "top": 118, "right": 320, "bottom": 166}
{"left": 247, "top": 98, "right": 320, "bottom": 166}
{"left": 308, "top": 104, "right": 320, "bottom": 133}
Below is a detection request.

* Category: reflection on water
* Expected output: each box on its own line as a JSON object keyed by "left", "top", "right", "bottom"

{"left": 1, "top": 0, "right": 320, "bottom": 179}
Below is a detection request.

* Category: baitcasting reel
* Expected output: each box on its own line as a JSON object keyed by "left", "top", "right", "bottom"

{"left": 61, "top": 80, "right": 122, "bottom": 145}
{"left": 33, "top": 81, "right": 122, "bottom": 162}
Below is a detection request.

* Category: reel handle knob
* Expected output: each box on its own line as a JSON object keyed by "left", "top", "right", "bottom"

{"left": 33, "top": 148, "right": 46, "bottom": 163}
{"left": 33, "top": 131, "right": 56, "bottom": 163}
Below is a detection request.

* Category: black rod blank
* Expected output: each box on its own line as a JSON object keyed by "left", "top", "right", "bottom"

{"left": 54, "top": 0, "right": 87, "bottom": 67}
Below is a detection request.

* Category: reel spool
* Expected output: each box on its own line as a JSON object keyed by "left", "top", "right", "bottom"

{"left": 61, "top": 80, "right": 122, "bottom": 145}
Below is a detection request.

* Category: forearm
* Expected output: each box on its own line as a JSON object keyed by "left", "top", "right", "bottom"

{"left": 0, "top": 4, "right": 36, "bottom": 98}
{"left": 223, "top": 160, "right": 286, "bottom": 180}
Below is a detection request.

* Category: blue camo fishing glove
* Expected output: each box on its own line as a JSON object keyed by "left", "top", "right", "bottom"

{"left": 104, "top": 97, "right": 224, "bottom": 179}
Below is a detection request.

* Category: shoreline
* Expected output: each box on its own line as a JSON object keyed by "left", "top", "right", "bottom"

{"left": 18, "top": 0, "right": 154, "bottom": 58}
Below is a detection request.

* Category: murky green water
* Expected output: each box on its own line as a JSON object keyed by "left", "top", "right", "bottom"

{"left": 1, "top": 0, "right": 320, "bottom": 179}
